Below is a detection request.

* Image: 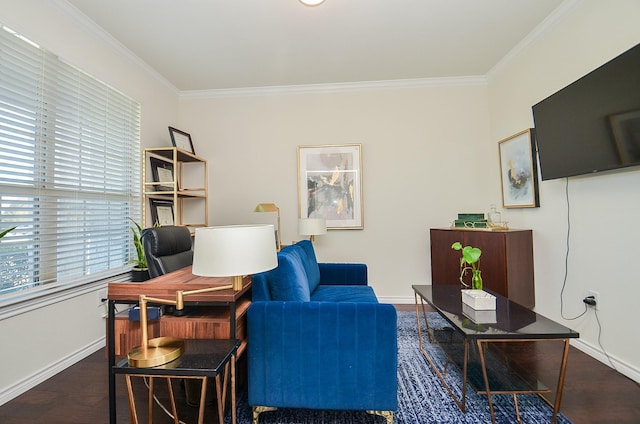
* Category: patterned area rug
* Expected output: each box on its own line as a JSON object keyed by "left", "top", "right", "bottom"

{"left": 225, "top": 311, "right": 572, "bottom": 424}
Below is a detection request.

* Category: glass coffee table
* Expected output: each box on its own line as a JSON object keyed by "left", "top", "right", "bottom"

{"left": 413, "top": 284, "right": 578, "bottom": 424}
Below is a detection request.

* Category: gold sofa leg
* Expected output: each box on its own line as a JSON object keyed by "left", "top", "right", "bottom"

{"left": 252, "top": 406, "right": 278, "bottom": 424}
{"left": 367, "top": 410, "right": 394, "bottom": 423}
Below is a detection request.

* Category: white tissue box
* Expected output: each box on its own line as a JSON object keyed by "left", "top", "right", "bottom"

{"left": 461, "top": 289, "right": 496, "bottom": 310}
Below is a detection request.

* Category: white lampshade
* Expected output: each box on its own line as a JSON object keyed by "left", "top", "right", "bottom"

{"left": 298, "top": 218, "right": 327, "bottom": 236}
{"left": 300, "top": 0, "right": 325, "bottom": 5}
{"left": 192, "top": 224, "right": 277, "bottom": 277}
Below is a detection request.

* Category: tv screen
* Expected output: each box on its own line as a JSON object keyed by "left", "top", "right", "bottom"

{"left": 532, "top": 43, "right": 640, "bottom": 181}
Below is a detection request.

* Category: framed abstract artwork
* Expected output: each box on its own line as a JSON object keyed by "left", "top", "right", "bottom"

{"left": 297, "top": 144, "right": 363, "bottom": 229}
{"left": 498, "top": 129, "right": 540, "bottom": 208}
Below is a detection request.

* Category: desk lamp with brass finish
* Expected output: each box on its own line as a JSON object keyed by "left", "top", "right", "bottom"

{"left": 127, "top": 224, "right": 278, "bottom": 368}
{"left": 254, "top": 203, "right": 281, "bottom": 251}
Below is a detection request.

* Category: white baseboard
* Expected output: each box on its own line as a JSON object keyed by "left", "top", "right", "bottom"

{"left": 0, "top": 337, "right": 106, "bottom": 406}
{"left": 379, "top": 295, "right": 415, "bottom": 305}
{"left": 570, "top": 338, "right": 640, "bottom": 383}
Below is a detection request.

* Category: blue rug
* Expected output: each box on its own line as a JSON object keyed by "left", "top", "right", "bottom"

{"left": 226, "top": 311, "right": 572, "bottom": 424}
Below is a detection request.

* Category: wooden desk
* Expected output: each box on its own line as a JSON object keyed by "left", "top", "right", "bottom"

{"left": 107, "top": 266, "right": 251, "bottom": 424}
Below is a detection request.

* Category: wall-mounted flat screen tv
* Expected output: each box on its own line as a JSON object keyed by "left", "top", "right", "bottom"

{"left": 532, "top": 43, "right": 640, "bottom": 181}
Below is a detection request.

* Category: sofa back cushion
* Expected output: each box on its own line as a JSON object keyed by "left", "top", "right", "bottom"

{"left": 295, "top": 240, "right": 321, "bottom": 293}
{"left": 268, "top": 247, "right": 311, "bottom": 301}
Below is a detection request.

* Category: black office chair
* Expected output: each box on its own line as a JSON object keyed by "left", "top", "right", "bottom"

{"left": 141, "top": 225, "right": 204, "bottom": 403}
{"left": 141, "top": 225, "right": 193, "bottom": 279}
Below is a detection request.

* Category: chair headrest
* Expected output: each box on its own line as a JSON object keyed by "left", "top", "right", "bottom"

{"left": 141, "top": 225, "right": 192, "bottom": 257}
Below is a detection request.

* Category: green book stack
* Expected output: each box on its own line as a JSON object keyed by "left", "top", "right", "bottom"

{"left": 453, "top": 213, "right": 487, "bottom": 228}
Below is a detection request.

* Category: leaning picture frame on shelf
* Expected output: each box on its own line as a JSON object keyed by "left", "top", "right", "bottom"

{"left": 149, "top": 157, "right": 175, "bottom": 191}
{"left": 168, "top": 126, "right": 195, "bottom": 154}
{"left": 149, "top": 199, "right": 175, "bottom": 226}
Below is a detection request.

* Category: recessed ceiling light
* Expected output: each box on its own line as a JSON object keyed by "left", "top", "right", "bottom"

{"left": 300, "top": 0, "right": 325, "bottom": 6}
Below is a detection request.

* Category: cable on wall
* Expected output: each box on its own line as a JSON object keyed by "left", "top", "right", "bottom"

{"left": 556, "top": 178, "right": 638, "bottom": 385}
{"left": 559, "top": 178, "right": 588, "bottom": 321}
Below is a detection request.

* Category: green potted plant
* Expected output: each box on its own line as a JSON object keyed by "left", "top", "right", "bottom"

{"left": 451, "top": 241, "right": 482, "bottom": 290}
{"left": 128, "top": 218, "right": 150, "bottom": 282}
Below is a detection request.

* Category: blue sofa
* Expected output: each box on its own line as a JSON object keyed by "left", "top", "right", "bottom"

{"left": 248, "top": 240, "right": 397, "bottom": 424}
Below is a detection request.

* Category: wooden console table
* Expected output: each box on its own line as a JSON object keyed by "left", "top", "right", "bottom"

{"left": 107, "top": 266, "right": 251, "bottom": 424}
{"left": 430, "top": 228, "right": 535, "bottom": 308}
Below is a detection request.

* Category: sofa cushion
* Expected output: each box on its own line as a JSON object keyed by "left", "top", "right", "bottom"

{"left": 310, "top": 285, "right": 379, "bottom": 303}
{"left": 268, "top": 247, "right": 311, "bottom": 301}
{"left": 294, "top": 240, "right": 321, "bottom": 293}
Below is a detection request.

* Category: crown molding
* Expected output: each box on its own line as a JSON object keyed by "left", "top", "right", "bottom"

{"left": 180, "top": 75, "right": 488, "bottom": 99}
{"left": 487, "top": 0, "right": 582, "bottom": 81}
{"left": 53, "top": 0, "right": 179, "bottom": 96}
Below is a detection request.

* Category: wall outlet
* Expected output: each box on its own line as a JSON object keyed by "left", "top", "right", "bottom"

{"left": 97, "top": 288, "right": 108, "bottom": 307}
{"left": 585, "top": 290, "right": 599, "bottom": 310}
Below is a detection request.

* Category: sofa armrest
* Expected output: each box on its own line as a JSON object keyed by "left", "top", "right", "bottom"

{"left": 318, "top": 263, "right": 368, "bottom": 286}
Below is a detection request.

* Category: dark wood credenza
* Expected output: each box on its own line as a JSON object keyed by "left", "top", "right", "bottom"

{"left": 429, "top": 228, "right": 535, "bottom": 308}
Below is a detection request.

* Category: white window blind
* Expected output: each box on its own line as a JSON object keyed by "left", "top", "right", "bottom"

{"left": 0, "top": 25, "right": 141, "bottom": 302}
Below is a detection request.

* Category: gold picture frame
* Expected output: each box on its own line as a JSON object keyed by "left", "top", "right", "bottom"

{"left": 297, "top": 144, "right": 363, "bottom": 229}
{"left": 498, "top": 129, "right": 540, "bottom": 208}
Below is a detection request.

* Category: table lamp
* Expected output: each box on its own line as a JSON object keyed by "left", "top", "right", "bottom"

{"left": 298, "top": 218, "right": 327, "bottom": 242}
{"left": 127, "top": 224, "right": 277, "bottom": 368}
{"left": 254, "top": 203, "right": 281, "bottom": 251}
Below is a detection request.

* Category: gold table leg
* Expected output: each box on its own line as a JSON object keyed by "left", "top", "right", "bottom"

{"left": 414, "top": 292, "right": 468, "bottom": 412}
{"left": 551, "top": 339, "right": 571, "bottom": 424}
{"left": 477, "top": 338, "right": 572, "bottom": 424}
{"left": 147, "top": 377, "right": 153, "bottom": 424}
{"left": 125, "top": 375, "right": 139, "bottom": 424}
{"left": 165, "top": 378, "right": 178, "bottom": 424}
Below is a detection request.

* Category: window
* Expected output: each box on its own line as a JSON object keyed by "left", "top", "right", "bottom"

{"left": 0, "top": 25, "right": 141, "bottom": 303}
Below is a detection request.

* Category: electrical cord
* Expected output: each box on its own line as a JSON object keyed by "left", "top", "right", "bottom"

{"left": 557, "top": 179, "right": 637, "bottom": 386}
{"left": 560, "top": 178, "right": 588, "bottom": 320}
{"left": 593, "top": 309, "right": 617, "bottom": 372}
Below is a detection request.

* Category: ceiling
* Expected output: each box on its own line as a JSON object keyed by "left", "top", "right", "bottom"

{"left": 64, "top": 0, "right": 565, "bottom": 92}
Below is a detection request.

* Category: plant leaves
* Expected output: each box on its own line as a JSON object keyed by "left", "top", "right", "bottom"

{"left": 0, "top": 226, "right": 16, "bottom": 239}
{"left": 462, "top": 246, "right": 481, "bottom": 264}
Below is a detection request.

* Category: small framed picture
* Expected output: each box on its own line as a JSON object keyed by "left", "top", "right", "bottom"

{"left": 149, "top": 199, "right": 175, "bottom": 226}
{"left": 168, "top": 126, "right": 195, "bottom": 154}
{"left": 297, "top": 144, "right": 363, "bottom": 229}
{"left": 498, "top": 129, "right": 540, "bottom": 208}
{"left": 149, "top": 157, "right": 175, "bottom": 191}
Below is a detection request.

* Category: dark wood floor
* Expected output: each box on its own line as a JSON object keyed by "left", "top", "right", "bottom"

{"left": 1, "top": 306, "right": 638, "bottom": 423}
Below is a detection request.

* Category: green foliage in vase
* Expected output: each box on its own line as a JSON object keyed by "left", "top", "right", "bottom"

{"left": 451, "top": 241, "right": 482, "bottom": 289}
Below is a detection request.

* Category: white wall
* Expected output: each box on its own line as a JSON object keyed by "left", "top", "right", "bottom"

{"left": 489, "top": 0, "right": 640, "bottom": 382}
{"left": 178, "top": 82, "right": 494, "bottom": 304}
{"left": 0, "top": 0, "right": 178, "bottom": 403}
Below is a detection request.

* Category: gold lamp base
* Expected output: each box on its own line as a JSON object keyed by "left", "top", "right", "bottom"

{"left": 128, "top": 336, "right": 185, "bottom": 368}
